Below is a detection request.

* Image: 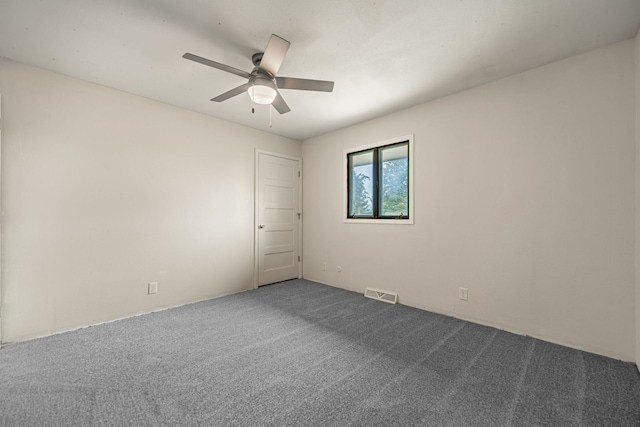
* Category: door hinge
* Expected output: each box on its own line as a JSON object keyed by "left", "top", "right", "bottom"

{"left": 298, "top": 256, "right": 301, "bottom": 262}
{"left": 298, "top": 171, "right": 301, "bottom": 178}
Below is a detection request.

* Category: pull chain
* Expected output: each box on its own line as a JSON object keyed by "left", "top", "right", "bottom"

{"left": 269, "top": 104, "right": 272, "bottom": 128}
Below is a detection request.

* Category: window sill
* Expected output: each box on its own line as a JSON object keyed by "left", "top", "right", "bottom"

{"left": 344, "top": 218, "right": 414, "bottom": 225}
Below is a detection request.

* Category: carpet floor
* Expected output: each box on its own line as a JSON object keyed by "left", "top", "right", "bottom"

{"left": 1, "top": 279, "right": 639, "bottom": 426}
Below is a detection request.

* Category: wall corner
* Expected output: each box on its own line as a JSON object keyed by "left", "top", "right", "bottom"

{"left": 635, "top": 26, "right": 640, "bottom": 372}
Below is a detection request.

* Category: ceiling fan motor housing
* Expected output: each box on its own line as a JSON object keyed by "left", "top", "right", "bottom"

{"left": 251, "top": 52, "right": 264, "bottom": 67}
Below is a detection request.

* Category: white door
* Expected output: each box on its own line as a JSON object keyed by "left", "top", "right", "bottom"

{"left": 256, "top": 152, "right": 301, "bottom": 286}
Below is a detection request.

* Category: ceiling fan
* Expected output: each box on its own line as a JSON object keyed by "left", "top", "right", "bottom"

{"left": 183, "top": 34, "right": 334, "bottom": 114}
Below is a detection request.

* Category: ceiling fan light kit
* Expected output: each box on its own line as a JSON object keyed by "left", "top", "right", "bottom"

{"left": 183, "top": 34, "right": 334, "bottom": 114}
{"left": 247, "top": 75, "right": 277, "bottom": 105}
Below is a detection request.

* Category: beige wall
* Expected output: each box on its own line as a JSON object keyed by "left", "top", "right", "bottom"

{"left": 0, "top": 59, "right": 300, "bottom": 342}
{"left": 302, "top": 40, "right": 636, "bottom": 361}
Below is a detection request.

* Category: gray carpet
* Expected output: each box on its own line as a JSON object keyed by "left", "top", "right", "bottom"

{"left": 1, "top": 279, "right": 639, "bottom": 426}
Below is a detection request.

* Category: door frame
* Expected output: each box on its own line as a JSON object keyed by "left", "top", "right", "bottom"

{"left": 253, "top": 149, "right": 302, "bottom": 288}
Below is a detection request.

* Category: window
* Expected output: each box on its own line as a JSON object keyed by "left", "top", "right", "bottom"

{"left": 345, "top": 135, "right": 413, "bottom": 223}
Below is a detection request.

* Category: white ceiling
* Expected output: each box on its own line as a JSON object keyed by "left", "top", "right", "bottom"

{"left": 1, "top": 1, "right": 639, "bottom": 141}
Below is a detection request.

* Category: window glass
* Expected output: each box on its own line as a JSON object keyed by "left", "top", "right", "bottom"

{"left": 348, "top": 150, "right": 374, "bottom": 217}
{"left": 379, "top": 142, "right": 409, "bottom": 217}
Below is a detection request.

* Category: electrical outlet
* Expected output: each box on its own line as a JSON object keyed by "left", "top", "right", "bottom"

{"left": 148, "top": 282, "right": 158, "bottom": 295}
{"left": 322, "top": 262, "right": 327, "bottom": 271}
{"left": 459, "top": 287, "right": 468, "bottom": 301}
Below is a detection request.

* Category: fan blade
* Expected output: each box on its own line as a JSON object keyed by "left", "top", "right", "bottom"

{"left": 271, "top": 91, "right": 291, "bottom": 114}
{"left": 183, "top": 53, "right": 251, "bottom": 79}
{"left": 276, "top": 77, "right": 334, "bottom": 92}
{"left": 211, "top": 83, "right": 248, "bottom": 102}
{"left": 259, "top": 34, "right": 290, "bottom": 76}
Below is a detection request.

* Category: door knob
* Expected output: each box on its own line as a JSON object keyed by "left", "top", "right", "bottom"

{"left": 259, "top": 224, "right": 265, "bottom": 229}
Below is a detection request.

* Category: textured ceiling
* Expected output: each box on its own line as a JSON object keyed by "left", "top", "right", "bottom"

{"left": 1, "top": 0, "right": 639, "bottom": 140}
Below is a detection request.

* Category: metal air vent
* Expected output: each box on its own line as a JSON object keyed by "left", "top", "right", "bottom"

{"left": 364, "top": 288, "right": 398, "bottom": 304}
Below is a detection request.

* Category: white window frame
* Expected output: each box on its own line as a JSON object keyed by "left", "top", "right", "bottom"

{"left": 344, "top": 134, "right": 414, "bottom": 225}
